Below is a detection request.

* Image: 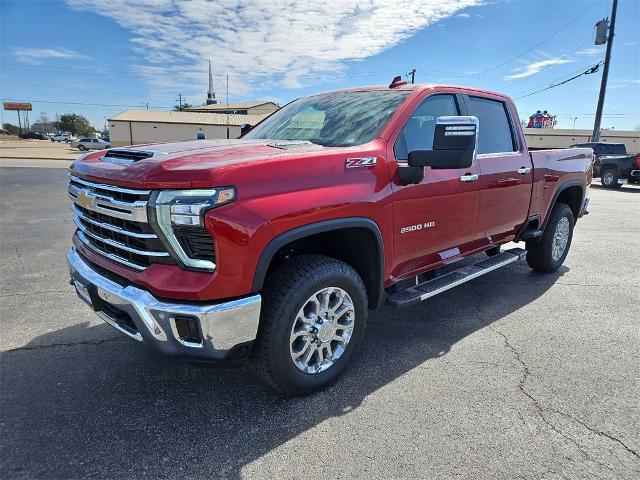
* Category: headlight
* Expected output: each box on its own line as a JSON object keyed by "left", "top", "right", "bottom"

{"left": 149, "top": 187, "right": 236, "bottom": 271}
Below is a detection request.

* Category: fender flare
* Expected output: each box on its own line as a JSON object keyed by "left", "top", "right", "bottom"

{"left": 543, "top": 180, "right": 584, "bottom": 228}
{"left": 599, "top": 163, "right": 620, "bottom": 176}
{"left": 251, "top": 217, "right": 384, "bottom": 306}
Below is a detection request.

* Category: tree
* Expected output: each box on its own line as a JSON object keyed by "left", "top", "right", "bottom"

{"left": 2, "top": 123, "right": 20, "bottom": 135}
{"left": 173, "top": 102, "right": 193, "bottom": 111}
{"left": 58, "top": 113, "right": 95, "bottom": 136}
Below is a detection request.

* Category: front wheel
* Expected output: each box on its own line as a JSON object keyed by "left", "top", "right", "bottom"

{"left": 526, "top": 203, "right": 574, "bottom": 273}
{"left": 78, "top": 145, "right": 86, "bottom": 151}
{"left": 252, "top": 254, "right": 367, "bottom": 396}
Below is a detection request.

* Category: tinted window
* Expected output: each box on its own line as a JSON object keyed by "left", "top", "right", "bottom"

{"left": 244, "top": 91, "right": 410, "bottom": 147}
{"left": 80, "top": 138, "right": 90, "bottom": 142}
{"left": 467, "top": 96, "right": 516, "bottom": 154}
{"left": 604, "top": 144, "right": 626, "bottom": 154}
{"left": 394, "top": 94, "right": 459, "bottom": 161}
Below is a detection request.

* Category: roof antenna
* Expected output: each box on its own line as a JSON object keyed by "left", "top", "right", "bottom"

{"left": 389, "top": 75, "right": 408, "bottom": 89}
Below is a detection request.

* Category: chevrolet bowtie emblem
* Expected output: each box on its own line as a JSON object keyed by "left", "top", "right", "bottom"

{"left": 76, "top": 190, "right": 96, "bottom": 208}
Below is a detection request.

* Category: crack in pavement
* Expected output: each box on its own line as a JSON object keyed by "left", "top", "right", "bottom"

{"left": 487, "top": 322, "right": 639, "bottom": 469}
{"left": 1, "top": 289, "right": 68, "bottom": 298}
{"left": 548, "top": 407, "right": 640, "bottom": 460}
{"left": 3, "top": 336, "right": 126, "bottom": 353}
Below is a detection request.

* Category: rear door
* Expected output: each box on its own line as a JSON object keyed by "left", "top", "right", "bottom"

{"left": 466, "top": 95, "right": 533, "bottom": 243}
{"left": 389, "top": 92, "right": 484, "bottom": 278}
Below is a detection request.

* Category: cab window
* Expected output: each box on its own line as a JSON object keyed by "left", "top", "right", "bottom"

{"left": 394, "top": 94, "right": 459, "bottom": 162}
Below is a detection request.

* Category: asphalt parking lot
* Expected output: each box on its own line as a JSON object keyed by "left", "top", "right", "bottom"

{"left": 1, "top": 166, "right": 638, "bottom": 479}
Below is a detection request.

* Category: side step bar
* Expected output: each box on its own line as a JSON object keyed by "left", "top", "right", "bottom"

{"left": 386, "top": 248, "right": 527, "bottom": 308}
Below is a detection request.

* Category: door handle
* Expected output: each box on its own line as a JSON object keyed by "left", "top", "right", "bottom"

{"left": 460, "top": 174, "right": 479, "bottom": 182}
{"left": 517, "top": 166, "right": 531, "bottom": 175}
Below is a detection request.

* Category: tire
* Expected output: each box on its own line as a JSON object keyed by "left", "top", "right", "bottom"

{"left": 78, "top": 145, "right": 86, "bottom": 151}
{"left": 526, "top": 203, "right": 574, "bottom": 273}
{"left": 51, "top": 138, "right": 54, "bottom": 142}
{"left": 252, "top": 254, "right": 368, "bottom": 396}
{"left": 601, "top": 168, "right": 619, "bottom": 189}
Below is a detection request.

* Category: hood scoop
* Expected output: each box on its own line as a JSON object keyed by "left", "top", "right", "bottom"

{"left": 102, "top": 148, "right": 168, "bottom": 166}
{"left": 268, "top": 140, "right": 320, "bottom": 150}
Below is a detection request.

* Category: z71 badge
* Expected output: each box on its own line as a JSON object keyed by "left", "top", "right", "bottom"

{"left": 400, "top": 221, "right": 436, "bottom": 234}
{"left": 345, "top": 157, "right": 377, "bottom": 168}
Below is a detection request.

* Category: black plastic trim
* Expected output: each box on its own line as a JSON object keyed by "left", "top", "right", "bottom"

{"left": 514, "top": 215, "right": 541, "bottom": 242}
{"left": 251, "top": 217, "right": 385, "bottom": 308}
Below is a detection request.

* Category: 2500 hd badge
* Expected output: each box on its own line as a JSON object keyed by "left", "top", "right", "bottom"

{"left": 400, "top": 221, "right": 436, "bottom": 234}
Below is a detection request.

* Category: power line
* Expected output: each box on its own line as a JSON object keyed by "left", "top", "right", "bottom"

{"left": 514, "top": 61, "right": 603, "bottom": 100}
{"left": 0, "top": 98, "right": 173, "bottom": 109}
{"left": 475, "top": 0, "right": 599, "bottom": 76}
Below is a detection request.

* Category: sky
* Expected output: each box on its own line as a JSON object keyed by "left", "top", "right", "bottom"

{"left": 1, "top": 0, "right": 639, "bottom": 131}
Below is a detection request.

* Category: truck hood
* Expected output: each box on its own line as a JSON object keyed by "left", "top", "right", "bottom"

{"left": 70, "top": 139, "right": 331, "bottom": 188}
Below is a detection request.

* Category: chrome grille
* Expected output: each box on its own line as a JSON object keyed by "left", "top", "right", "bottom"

{"left": 68, "top": 174, "right": 170, "bottom": 270}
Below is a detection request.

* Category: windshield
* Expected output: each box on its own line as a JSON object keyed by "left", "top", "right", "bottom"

{"left": 244, "top": 90, "right": 410, "bottom": 147}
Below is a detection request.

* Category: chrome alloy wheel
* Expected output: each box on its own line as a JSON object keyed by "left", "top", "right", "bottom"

{"left": 289, "top": 287, "right": 355, "bottom": 374}
{"left": 552, "top": 217, "right": 570, "bottom": 261}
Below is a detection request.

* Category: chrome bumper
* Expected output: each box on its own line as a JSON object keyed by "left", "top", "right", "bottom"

{"left": 67, "top": 247, "right": 261, "bottom": 361}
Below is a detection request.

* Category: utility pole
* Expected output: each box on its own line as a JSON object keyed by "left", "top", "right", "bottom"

{"left": 592, "top": 0, "right": 618, "bottom": 142}
{"left": 226, "top": 74, "right": 230, "bottom": 139}
{"left": 409, "top": 68, "right": 416, "bottom": 84}
{"left": 177, "top": 93, "right": 183, "bottom": 111}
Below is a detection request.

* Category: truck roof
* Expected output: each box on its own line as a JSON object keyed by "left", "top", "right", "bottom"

{"left": 311, "top": 83, "right": 513, "bottom": 101}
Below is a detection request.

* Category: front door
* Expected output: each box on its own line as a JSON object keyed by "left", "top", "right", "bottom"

{"left": 389, "top": 93, "right": 484, "bottom": 280}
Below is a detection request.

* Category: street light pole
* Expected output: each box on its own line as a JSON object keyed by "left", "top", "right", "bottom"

{"left": 592, "top": 0, "right": 618, "bottom": 142}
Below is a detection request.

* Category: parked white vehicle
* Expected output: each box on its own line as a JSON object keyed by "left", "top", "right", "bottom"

{"left": 71, "top": 137, "right": 110, "bottom": 151}
{"left": 51, "top": 134, "right": 75, "bottom": 143}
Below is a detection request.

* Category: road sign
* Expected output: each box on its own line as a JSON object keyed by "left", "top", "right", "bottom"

{"left": 3, "top": 102, "right": 32, "bottom": 111}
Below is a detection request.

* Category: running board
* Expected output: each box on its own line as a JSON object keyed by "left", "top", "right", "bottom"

{"left": 386, "top": 248, "right": 527, "bottom": 308}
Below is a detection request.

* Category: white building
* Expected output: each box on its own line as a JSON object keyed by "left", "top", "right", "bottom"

{"left": 107, "top": 110, "right": 271, "bottom": 147}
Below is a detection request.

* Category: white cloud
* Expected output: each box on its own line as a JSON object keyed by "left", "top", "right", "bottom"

{"left": 67, "top": 0, "right": 482, "bottom": 97}
{"left": 576, "top": 47, "right": 603, "bottom": 56}
{"left": 12, "top": 47, "right": 91, "bottom": 64}
{"left": 505, "top": 58, "right": 573, "bottom": 80}
{"left": 457, "top": 12, "right": 471, "bottom": 18}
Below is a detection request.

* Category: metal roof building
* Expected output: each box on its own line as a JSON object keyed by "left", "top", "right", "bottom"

{"left": 185, "top": 101, "right": 279, "bottom": 115}
{"left": 107, "top": 109, "right": 272, "bottom": 147}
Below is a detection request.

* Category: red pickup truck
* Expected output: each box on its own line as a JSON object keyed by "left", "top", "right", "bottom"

{"left": 67, "top": 79, "right": 592, "bottom": 394}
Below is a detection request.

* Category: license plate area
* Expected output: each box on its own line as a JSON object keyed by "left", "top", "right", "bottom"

{"left": 74, "top": 279, "right": 93, "bottom": 307}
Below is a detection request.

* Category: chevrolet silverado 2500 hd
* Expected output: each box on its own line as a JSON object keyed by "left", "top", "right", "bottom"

{"left": 67, "top": 80, "right": 592, "bottom": 395}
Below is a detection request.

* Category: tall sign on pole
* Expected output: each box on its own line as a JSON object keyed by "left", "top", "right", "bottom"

{"left": 3, "top": 102, "right": 32, "bottom": 135}
{"left": 592, "top": 0, "right": 618, "bottom": 142}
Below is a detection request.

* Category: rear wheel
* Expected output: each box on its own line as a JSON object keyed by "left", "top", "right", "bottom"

{"left": 601, "top": 168, "right": 620, "bottom": 188}
{"left": 526, "top": 203, "right": 574, "bottom": 273}
{"left": 78, "top": 145, "right": 86, "bottom": 151}
{"left": 252, "top": 254, "right": 367, "bottom": 396}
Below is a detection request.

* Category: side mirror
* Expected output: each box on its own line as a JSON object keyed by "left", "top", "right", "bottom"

{"left": 408, "top": 116, "right": 478, "bottom": 170}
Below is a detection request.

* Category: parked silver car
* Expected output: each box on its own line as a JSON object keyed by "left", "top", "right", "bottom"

{"left": 72, "top": 138, "right": 110, "bottom": 151}
{"left": 51, "top": 133, "right": 75, "bottom": 143}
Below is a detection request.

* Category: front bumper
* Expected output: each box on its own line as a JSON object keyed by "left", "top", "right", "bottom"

{"left": 67, "top": 247, "right": 261, "bottom": 361}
